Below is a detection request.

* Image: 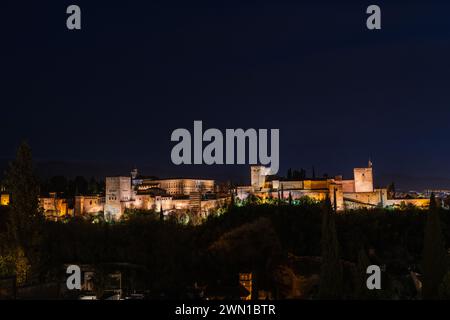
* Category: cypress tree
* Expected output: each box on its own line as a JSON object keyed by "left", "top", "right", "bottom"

{"left": 354, "top": 248, "right": 371, "bottom": 299}
{"left": 438, "top": 271, "right": 450, "bottom": 299}
{"left": 319, "top": 196, "right": 343, "bottom": 299}
{"left": 159, "top": 200, "right": 164, "bottom": 221}
{"left": 429, "top": 192, "right": 437, "bottom": 211}
{"left": 333, "top": 188, "right": 338, "bottom": 212}
{"left": 287, "top": 168, "right": 292, "bottom": 180}
{"left": 4, "top": 142, "right": 43, "bottom": 275}
{"left": 228, "top": 190, "right": 236, "bottom": 211}
{"left": 422, "top": 193, "right": 448, "bottom": 299}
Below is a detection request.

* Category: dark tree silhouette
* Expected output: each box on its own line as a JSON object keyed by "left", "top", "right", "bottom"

{"left": 287, "top": 168, "right": 292, "bottom": 180}
{"left": 319, "top": 197, "right": 343, "bottom": 299}
{"left": 354, "top": 248, "right": 371, "bottom": 299}
{"left": 4, "top": 142, "right": 44, "bottom": 275}
{"left": 422, "top": 193, "right": 448, "bottom": 299}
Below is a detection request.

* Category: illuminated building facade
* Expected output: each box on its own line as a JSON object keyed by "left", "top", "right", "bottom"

{"left": 0, "top": 193, "right": 9, "bottom": 206}
{"left": 134, "top": 177, "right": 215, "bottom": 196}
{"left": 0, "top": 185, "right": 9, "bottom": 206}
{"left": 32, "top": 163, "right": 430, "bottom": 222}
{"left": 104, "top": 176, "right": 133, "bottom": 219}
{"left": 99, "top": 170, "right": 228, "bottom": 221}
{"left": 39, "top": 192, "right": 71, "bottom": 218}
{"left": 239, "top": 273, "right": 253, "bottom": 300}
{"left": 75, "top": 195, "right": 104, "bottom": 216}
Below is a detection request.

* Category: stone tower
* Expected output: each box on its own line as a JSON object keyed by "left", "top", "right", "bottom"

{"left": 353, "top": 161, "right": 374, "bottom": 193}
{"left": 251, "top": 166, "right": 270, "bottom": 190}
{"left": 104, "top": 176, "right": 132, "bottom": 220}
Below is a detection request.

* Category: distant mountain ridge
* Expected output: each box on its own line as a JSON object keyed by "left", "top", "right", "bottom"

{"left": 1, "top": 159, "right": 449, "bottom": 191}
{"left": 377, "top": 173, "right": 450, "bottom": 192}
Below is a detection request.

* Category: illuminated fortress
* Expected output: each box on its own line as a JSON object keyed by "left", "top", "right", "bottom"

{"left": 237, "top": 162, "right": 430, "bottom": 210}
{"left": 30, "top": 162, "right": 431, "bottom": 222}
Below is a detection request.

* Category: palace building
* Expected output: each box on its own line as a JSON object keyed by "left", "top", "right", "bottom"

{"left": 98, "top": 169, "right": 228, "bottom": 221}
{"left": 1, "top": 162, "right": 428, "bottom": 222}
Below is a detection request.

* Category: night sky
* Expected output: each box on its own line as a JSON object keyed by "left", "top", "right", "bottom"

{"left": 1, "top": 1, "right": 450, "bottom": 189}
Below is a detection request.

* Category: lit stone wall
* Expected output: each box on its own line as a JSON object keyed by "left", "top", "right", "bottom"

{"left": 126, "top": 195, "right": 176, "bottom": 212}
{"left": 336, "top": 180, "right": 355, "bottom": 193}
{"left": 140, "top": 178, "right": 214, "bottom": 196}
{"left": 120, "top": 192, "right": 227, "bottom": 217}
{"left": 266, "top": 190, "right": 329, "bottom": 202}
{"left": 74, "top": 196, "right": 104, "bottom": 216}
{"left": 272, "top": 180, "right": 304, "bottom": 190}
{"left": 303, "top": 180, "right": 329, "bottom": 190}
{"left": 343, "top": 189, "right": 387, "bottom": 208}
{"left": 153, "top": 196, "right": 175, "bottom": 212}
{"left": 39, "top": 197, "right": 68, "bottom": 217}
{"left": 385, "top": 198, "right": 430, "bottom": 209}
{"left": 130, "top": 194, "right": 154, "bottom": 211}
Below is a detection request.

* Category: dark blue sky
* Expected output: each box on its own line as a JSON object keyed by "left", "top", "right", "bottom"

{"left": 1, "top": 1, "right": 450, "bottom": 189}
